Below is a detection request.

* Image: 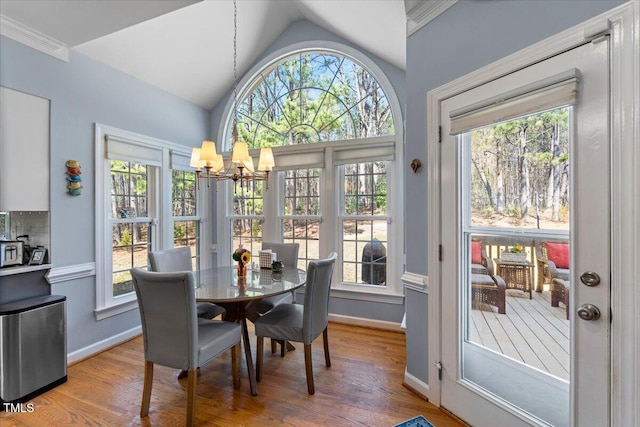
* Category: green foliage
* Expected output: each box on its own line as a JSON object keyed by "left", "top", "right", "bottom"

{"left": 558, "top": 205, "right": 570, "bottom": 221}
{"left": 344, "top": 195, "right": 357, "bottom": 215}
{"left": 506, "top": 205, "right": 520, "bottom": 218}
{"left": 251, "top": 221, "right": 261, "bottom": 238}
{"left": 174, "top": 223, "right": 186, "bottom": 240}
{"left": 552, "top": 152, "right": 569, "bottom": 166}
{"left": 481, "top": 206, "right": 494, "bottom": 218}
{"left": 374, "top": 174, "right": 387, "bottom": 211}
{"left": 120, "top": 227, "right": 131, "bottom": 246}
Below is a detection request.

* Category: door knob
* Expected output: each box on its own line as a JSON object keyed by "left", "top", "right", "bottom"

{"left": 580, "top": 271, "right": 601, "bottom": 287}
{"left": 577, "top": 304, "right": 601, "bottom": 321}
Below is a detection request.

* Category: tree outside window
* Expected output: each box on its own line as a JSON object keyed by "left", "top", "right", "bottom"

{"left": 225, "top": 50, "right": 397, "bottom": 291}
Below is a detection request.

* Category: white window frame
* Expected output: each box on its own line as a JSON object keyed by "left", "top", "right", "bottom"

{"left": 216, "top": 42, "right": 404, "bottom": 303}
{"left": 336, "top": 161, "right": 392, "bottom": 289}
{"left": 170, "top": 157, "right": 202, "bottom": 271}
{"left": 94, "top": 124, "right": 197, "bottom": 320}
{"left": 277, "top": 168, "right": 322, "bottom": 269}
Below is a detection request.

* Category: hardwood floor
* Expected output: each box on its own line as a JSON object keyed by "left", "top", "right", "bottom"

{"left": 1, "top": 323, "right": 465, "bottom": 427}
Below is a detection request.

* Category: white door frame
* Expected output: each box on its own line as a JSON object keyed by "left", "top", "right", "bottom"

{"left": 425, "top": 2, "right": 639, "bottom": 425}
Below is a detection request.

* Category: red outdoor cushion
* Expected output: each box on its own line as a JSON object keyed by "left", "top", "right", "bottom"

{"left": 471, "top": 241, "right": 482, "bottom": 264}
{"left": 545, "top": 242, "right": 570, "bottom": 269}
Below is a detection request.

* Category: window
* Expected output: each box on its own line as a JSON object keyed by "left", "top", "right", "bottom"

{"left": 95, "top": 124, "right": 197, "bottom": 319}
{"left": 230, "top": 179, "right": 264, "bottom": 256}
{"left": 282, "top": 168, "right": 321, "bottom": 270}
{"left": 219, "top": 45, "right": 403, "bottom": 299}
{"left": 172, "top": 169, "right": 200, "bottom": 271}
{"left": 110, "top": 161, "right": 153, "bottom": 297}
{"left": 341, "top": 161, "right": 388, "bottom": 286}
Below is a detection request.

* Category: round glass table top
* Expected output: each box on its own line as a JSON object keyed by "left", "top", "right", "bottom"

{"left": 194, "top": 266, "right": 306, "bottom": 303}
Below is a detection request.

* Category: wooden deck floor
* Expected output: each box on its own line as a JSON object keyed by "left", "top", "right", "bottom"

{"left": 470, "top": 286, "right": 570, "bottom": 381}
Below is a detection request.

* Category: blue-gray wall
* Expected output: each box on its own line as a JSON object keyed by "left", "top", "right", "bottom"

{"left": 0, "top": 35, "right": 210, "bottom": 354}
{"left": 1, "top": 0, "right": 623, "bottom": 368}
{"left": 210, "top": 19, "right": 407, "bottom": 323}
{"left": 404, "top": 0, "right": 626, "bottom": 384}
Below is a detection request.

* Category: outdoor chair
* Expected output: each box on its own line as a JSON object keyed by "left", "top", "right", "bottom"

{"left": 471, "top": 273, "right": 507, "bottom": 314}
{"left": 130, "top": 268, "right": 241, "bottom": 427}
{"left": 254, "top": 252, "right": 337, "bottom": 395}
{"left": 551, "top": 278, "right": 570, "bottom": 320}
{"left": 471, "top": 240, "right": 490, "bottom": 274}
{"left": 535, "top": 241, "right": 570, "bottom": 292}
{"left": 470, "top": 242, "right": 506, "bottom": 314}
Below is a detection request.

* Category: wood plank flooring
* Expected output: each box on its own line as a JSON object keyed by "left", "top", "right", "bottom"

{"left": 1, "top": 323, "right": 466, "bottom": 427}
{"left": 470, "top": 287, "right": 570, "bottom": 380}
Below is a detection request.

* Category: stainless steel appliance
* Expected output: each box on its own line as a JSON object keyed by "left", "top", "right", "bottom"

{"left": 0, "top": 241, "right": 23, "bottom": 267}
{"left": 0, "top": 295, "right": 67, "bottom": 403}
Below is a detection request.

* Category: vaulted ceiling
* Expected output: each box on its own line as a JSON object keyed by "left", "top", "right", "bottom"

{"left": 0, "top": 0, "right": 412, "bottom": 110}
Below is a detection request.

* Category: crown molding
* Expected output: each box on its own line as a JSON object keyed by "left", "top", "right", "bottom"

{"left": 0, "top": 14, "right": 69, "bottom": 62}
{"left": 406, "top": 0, "right": 458, "bottom": 36}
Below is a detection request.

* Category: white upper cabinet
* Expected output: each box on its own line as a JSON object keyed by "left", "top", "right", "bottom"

{"left": 0, "top": 87, "right": 50, "bottom": 211}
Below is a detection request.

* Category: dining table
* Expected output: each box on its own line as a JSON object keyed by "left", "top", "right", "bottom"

{"left": 194, "top": 265, "right": 306, "bottom": 396}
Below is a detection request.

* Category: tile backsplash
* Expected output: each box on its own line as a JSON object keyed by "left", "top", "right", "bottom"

{"left": 9, "top": 211, "right": 50, "bottom": 249}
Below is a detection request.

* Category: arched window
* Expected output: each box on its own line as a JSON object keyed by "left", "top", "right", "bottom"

{"left": 232, "top": 52, "right": 394, "bottom": 147}
{"left": 221, "top": 46, "right": 402, "bottom": 299}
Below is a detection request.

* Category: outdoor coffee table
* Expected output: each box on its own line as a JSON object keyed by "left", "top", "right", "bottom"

{"left": 495, "top": 259, "right": 534, "bottom": 299}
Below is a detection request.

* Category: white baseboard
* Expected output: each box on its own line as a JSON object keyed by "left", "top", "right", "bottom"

{"left": 404, "top": 369, "right": 430, "bottom": 401}
{"left": 67, "top": 326, "right": 141, "bottom": 364}
{"left": 328, "top": 313, "right": 403, "bottom": 332}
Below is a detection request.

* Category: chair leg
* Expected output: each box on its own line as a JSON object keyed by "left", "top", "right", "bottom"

{"left": 304, "top": 343, "right": 315, "bottom": 395}
{"left": 281, "top": 340, "right": 287, "bottom": 357}
{"left": 186, "top": 369, "right": 197, "bottom": 427}
{"left": 271, "top": 338, "right": 277, "bottom": 354}
{"left": 323, "top": 327, "right": 331, "bottom": 368}
{"left": 256, "top": 336, "right": 264, "bottom": 382}
{"left": 231, "top": 343, "right": 241, "bottom": 389}
{"left": 141, "top": 361, "right": 154, "bottom": 417}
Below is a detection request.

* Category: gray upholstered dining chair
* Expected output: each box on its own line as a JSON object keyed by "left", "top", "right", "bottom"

{"left": 256, "top": 242, "right": 300, "bottom": 311}
{"left": 251, "top": 242, "right": 300, "bottom": 355}
{"left": 130, "top": 268, "right": 241, "bottom": 427}
{"left": 254, "top": 252, "right": 337, "bottom": 395}
{"left": 149, "top": 247, "right": 226, "bottom": 319}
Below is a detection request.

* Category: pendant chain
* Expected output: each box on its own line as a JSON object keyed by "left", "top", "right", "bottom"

{"left": 232, "top": 0, "right": 238, "bottom": 139}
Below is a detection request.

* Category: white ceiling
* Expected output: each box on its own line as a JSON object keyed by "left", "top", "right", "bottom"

{"left": 0, "top": 0, "right": 408, "bottom": 110}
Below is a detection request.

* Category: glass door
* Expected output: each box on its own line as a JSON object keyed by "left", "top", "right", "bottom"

{"left": 439, "top": 39, "right": 610, "bottom": 426}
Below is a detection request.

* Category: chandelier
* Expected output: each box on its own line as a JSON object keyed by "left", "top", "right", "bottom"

{"left": 189, "top": 0, "right": 275, "bottom": 191}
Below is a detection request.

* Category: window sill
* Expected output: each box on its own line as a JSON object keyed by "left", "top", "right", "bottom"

{"left": 329, "top": 287, "right": 404, "bottom": 305}
{"left": 95, "top": 299, "right": 138, "bottom": 321}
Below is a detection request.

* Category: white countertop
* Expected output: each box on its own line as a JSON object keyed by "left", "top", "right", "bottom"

{"left": 0, "top": 264, "right": 52, "bottom": 277}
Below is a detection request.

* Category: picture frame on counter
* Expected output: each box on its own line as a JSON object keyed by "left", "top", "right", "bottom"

{"left": 29, "top": 248, "right": 46, "bottom": 265}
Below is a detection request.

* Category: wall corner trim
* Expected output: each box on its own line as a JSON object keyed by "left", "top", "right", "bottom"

{"left": 406, "top": 1, "right": 458, "bottom": 36}
{"left": 403, "top": 369, "right": 430, "bottom": 401}
{"left": 47, "top": 262, "right": 96, "bottom": 284}
{"left": 402, "top": 271, "right": 429, "bottom": 293}
{"left": 0, "top": 14, "right": 69, "bottom": 62}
